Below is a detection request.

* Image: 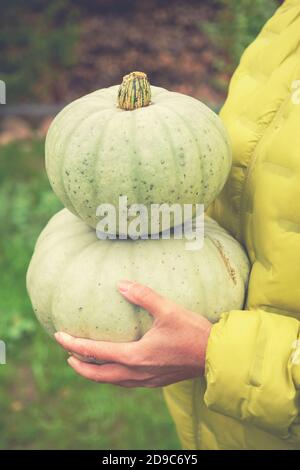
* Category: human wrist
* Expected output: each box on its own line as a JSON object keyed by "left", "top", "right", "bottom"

{"left": 199, "top": 316, "right": 212, "bottom": 373}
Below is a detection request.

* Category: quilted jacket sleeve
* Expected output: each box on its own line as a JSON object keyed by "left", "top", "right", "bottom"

{"left": 204, "top": 310, "right": 300, "bottom": 441}
{"left": 204, "top": 0, "right": 300, "bottom": 442}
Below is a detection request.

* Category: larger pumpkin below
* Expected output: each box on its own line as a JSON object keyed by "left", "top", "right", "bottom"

{"left": 45, "top": 72, "right": 232, "bottom": 235}
{"left": 26, "top": 209, "right": 249, "bottom": 342}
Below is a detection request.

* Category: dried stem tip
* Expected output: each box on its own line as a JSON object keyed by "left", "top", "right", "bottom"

{"left": 118, "top": 71, "right": 151, "bottom": 110}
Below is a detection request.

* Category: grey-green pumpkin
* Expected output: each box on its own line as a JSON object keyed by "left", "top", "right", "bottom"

{"left": 26, "top": 209, "right": 249, "bottom": 342}
{"left": 45, "top": 72, "right": 232, "bottom": 234}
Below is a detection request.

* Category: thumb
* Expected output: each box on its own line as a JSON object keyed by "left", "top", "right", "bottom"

{"left": 117, "top": 280, "right": 173, "bottom": 318}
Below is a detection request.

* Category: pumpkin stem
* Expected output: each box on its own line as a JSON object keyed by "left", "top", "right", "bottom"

{"left": 118, "top": 72, "right": 151, "bottom": 110}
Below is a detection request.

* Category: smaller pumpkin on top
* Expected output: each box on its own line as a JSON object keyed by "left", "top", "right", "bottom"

{"left": 45, "top": 72, "right": 231, "bottom": 235}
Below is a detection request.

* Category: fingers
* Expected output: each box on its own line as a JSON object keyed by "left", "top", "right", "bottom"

{"left": 118, "top": 280, "right": 174, "bottom": 318}
{"left": 67, "top": 356, "right": 131, "bottom": 383}
{"left": 67, "top": 356, "right": 152, "bottom": 387}
{"left": 67, "top": 356, "right": 182, "bottom": 388}
{"left": 55, "top": 332, "right": 138, "bottom": 365}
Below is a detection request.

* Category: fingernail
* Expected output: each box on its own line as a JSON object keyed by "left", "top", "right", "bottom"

{"left": 118, "top": 280, "right": 134, "bottom": 293}
{"left": 54, "top": 331, "right": 71, "bottom": 341}
{"left": 67, "top": 356, "right": 76, "bottom": 366}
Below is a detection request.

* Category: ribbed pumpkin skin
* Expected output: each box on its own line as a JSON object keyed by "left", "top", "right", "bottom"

{"left": 45, "top": 85, "right": 232, "bottom": 233}
{"left": 26, "top": 209, "right": 249, "bottom": 342}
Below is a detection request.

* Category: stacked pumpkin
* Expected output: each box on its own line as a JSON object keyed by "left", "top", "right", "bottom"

{"left": 27, "top": 72, "right": 249, "bottom": 342}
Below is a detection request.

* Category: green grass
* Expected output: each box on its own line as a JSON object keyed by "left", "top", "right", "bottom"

{"left": 0, "top": 139, "right": 180, "bottom": 450}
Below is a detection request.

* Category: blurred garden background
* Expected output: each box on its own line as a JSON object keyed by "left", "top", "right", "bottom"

{"left": 0, "top": 0, "right": 279, "bottom": 450}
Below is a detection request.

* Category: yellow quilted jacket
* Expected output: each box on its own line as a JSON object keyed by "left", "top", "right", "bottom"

{"left": 164, "top": 0, "right": 300, "bottom": 450}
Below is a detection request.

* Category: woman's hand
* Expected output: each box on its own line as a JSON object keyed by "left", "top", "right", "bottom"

{"left": 55, "top": 280, "right": 212, "bottom": 388}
